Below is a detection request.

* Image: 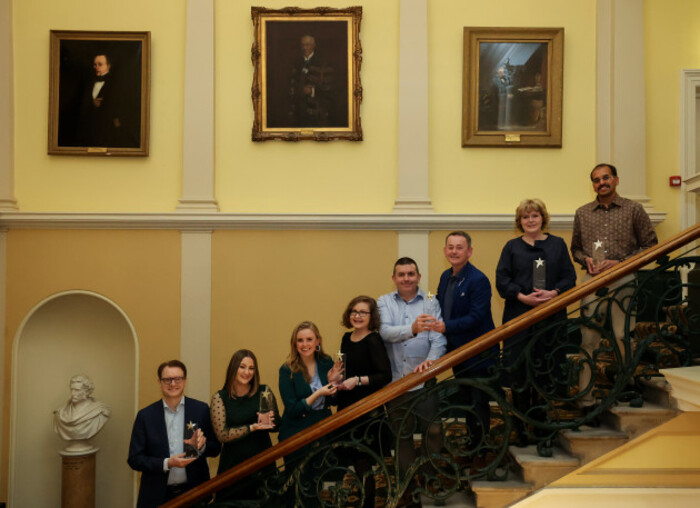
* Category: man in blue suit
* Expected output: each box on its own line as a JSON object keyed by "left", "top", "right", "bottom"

{"left": 128, "top": 360, "right": 221, "bottom": 507}
{"left": 432, "top": 231, "right": 496, "bottom": 453}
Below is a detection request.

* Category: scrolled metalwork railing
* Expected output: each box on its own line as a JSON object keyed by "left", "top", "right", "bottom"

{"left": 164, "top": 223, "right": 700, "bottom": 508}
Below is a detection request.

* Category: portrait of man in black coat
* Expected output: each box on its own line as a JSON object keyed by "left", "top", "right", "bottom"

{"left": 54, "top": 37, "right": 144, "bottom": 151}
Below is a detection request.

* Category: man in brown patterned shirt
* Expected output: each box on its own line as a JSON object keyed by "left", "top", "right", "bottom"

{"left": 571, "top": 163, "right": 658, "bottom": 408}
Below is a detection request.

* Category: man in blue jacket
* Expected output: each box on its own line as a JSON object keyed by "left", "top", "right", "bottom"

{"left": 432, "top": 231, "right": 496, "bottom": 452}
{"left": 127, "top": 360, "right": 221, "bottom": 507}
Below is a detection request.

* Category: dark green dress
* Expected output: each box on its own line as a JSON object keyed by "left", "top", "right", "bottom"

{"left": 214, "top": 385, "right": 278, "bottom": 502}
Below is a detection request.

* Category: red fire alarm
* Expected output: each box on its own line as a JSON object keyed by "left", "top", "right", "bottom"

{"left": 670, "top": 176, "right": 682, "bottom": 187}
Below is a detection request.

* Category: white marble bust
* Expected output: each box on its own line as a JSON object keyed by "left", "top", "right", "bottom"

{"left": 54, "top": 375, "right": 111, "bottom": 454}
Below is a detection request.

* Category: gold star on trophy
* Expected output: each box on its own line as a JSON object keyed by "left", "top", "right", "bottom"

{"left": 333, "top": 350, "right": 345, "bottom": 387}
{"left": 260, "top": 386, "right": 273, "bottom": 413}
{"left": 184, "top": 421, "right": 198, "bottom": 457}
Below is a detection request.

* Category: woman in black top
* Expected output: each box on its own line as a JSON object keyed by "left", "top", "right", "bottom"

{"left": 496, "top": 198, "right": 576, "bottom": 446}
{"left": 336, "top": 295, "right": 392, "bottom": 508}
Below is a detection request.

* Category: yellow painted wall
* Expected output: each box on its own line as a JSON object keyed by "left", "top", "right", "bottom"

{"left": 11, "top": 0, "right": 605, "bottom": 217}
{"left": 644, "top": 0, "right": 700, "bottom": 239}
{"left": 214, "top": 0, "right": 400, "bottom": 213}
{"left": 2, "top": 229, "right": 180, "bottom": 498}
{"left": 210, "top": 230, "right": 398, "bottom": 427}
{"left": 428, "top": 0, "right": 597, "bottom": 216}
{"left": 10, "top": 0, "right": 694, "bottom": 240}
{"left": 12, "top": 0, "right": 186, "bottom": 212}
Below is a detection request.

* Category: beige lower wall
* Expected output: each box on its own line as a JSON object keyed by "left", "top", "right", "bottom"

{"left": 2, "top": 229, "right": 181, "bottom": 499}
{"left": 210, "top": 230, "right": 398, "bottom": 424}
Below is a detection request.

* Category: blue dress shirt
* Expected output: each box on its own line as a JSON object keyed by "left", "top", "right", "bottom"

{"left": 163, "top": 397, "right": 186, "bottom": 485}
{"left": 378, "top": 288, "right": 447, "bottom": 390}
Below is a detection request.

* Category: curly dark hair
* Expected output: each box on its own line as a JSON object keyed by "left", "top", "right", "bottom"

{"left": 341, "top": 295, "right": 380, "bottom": 331}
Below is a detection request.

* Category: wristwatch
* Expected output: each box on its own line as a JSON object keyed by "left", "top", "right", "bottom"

{"left": 357, "top": 376, "right": 362, "bottom": 386}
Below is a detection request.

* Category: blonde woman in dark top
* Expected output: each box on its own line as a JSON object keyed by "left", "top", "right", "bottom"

{"left": 496, "top": 198, "right": 576, "bottom": 446}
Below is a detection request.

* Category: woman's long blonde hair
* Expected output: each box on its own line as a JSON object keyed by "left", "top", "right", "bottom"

{"left": 285, "top": 321, "right": 329, "bottom": 383}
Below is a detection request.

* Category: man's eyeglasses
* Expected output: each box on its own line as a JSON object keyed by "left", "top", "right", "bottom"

{"left": 350, "top": 310, "right": 371, "bottom": 317}
{"left": 592, "top": 174, "right": 613, "bottom": 184}
{"left": 160, "top": 377, "right": 185, "bottom": 385}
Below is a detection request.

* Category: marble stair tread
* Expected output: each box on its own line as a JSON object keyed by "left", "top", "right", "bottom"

{"left": 470, "top": 478, "right": 534, "bottom": 508}
{"left": 558, "top": 425, "right": 629, "bottom": 465}
{"left": 509, "top": 445, "right": 580, "bottom": 466}
{"left": 607, "top": 400, "right": 676, "bottom": 415}
{"left": 638, "top": 376, "right": 676, "bottom": 408}
{"left": 509, "top": 445, "right": 580, "bottom": 490}
{"left": 470, "top": 479, "right": 535, "bottom": 491}
{"left": 559, "top": 425, "right": 629, "bottom": 440}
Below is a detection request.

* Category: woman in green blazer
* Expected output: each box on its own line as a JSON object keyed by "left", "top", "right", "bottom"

{"left": 278, "top": 320, "right": 343, "bottom": 467}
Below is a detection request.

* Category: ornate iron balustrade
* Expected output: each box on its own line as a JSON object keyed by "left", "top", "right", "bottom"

{"left": 164, "top": 224, "right": 700, "bottom": 508}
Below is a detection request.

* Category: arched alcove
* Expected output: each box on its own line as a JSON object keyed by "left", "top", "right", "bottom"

{"left": 10, "top": 291, "right": 137, "bottom": 507}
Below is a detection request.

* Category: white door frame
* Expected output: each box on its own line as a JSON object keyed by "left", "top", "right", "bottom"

{"left": 680, "top": 69, "right": 700, "bottom": 229}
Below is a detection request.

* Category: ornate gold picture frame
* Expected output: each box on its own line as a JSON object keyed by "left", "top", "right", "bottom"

{"left": 251, "top": 6, "right": 363, "bottom": 141}
{"left": 462, "top": 27, "right": 564, "bottom": 148}
{"left": 48, "top": 30, "right": 150, "bottom": 156}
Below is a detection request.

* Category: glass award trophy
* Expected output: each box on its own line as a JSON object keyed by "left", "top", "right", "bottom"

{"left": 184, "top": 421, "right": 198, "bottom": 458}
{"left": 592, "top": 239, "right": 605, "bottom": 268}
{"left": 334, "top": 350, "right": 345, "bottom": 386}
{"left": 533, "top": 257, "right": 546, "bottom": 289}
{"left": 424, "top": 291, "right": 437, "bottom": 325}
{"left": 259, "top": 385, "right": 274, "bottom": 414}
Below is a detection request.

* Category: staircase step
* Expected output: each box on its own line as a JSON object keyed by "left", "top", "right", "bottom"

{"left": 421, "top": 490, "right": 476, "bottom": 507}
{"left": 558, "top": 426, "right": 629, "bottom": 465}
{"left": 600, "top": 401, "right": 678, "bottom": 439}
{"left": 509, "top": 445, "right": 580, "bottom": 489}
{"left": 470, "top": 478, "right": 533, "bottom": 508}
{"left": 638, "top": 376, "right": 676, "bottom": 408}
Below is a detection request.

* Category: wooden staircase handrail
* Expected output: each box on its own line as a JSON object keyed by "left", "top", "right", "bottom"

{"left": 164, "top": 222, "right": 700, "bottom": 507}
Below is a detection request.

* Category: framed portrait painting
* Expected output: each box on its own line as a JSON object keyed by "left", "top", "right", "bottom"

{"left": 251, "top": 6, "right": 363, "bottom": 141}
{"left": 462, "top": 27, "right": 563, "bottom": 148}
{"left": 48, "top": 30, "right": 150, "bottom": 156}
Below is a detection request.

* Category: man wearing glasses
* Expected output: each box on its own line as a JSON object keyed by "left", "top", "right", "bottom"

{"left": 571, "top": 163, "right": 657, "bottom": 411}
{"left": 128, "top": 360, "right": 221, "bottom": 507}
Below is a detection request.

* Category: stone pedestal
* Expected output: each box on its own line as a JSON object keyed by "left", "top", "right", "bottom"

{"left": 61, "top": 451, "right": 96, "bottom": 508}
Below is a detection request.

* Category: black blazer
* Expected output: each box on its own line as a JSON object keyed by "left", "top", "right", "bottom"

{"left": 127, "top": 396, "right": 221, "bottom": 508}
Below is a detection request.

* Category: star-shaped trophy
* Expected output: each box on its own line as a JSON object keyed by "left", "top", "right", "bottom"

{"left": 423, "top": 290, "right": 437, "bottom": 338}
{"left": 533, "top": 257, "right": 546, "bottom": 289}
{"left": 333, "top": 350, "right": 346, "bottom": 386}
{"left": 592, "top": 239, "right": 605, "bottom": 267}
{"left": 259, "top": 385, "right": 274, "bottom": 414}
{"left": 184, "top": 420, "right": 198, "bottom": 458}
{"left": 424, "top": 291, "right": 436, "bottom": 316}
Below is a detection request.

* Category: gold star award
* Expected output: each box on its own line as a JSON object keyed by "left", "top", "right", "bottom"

{"left": 259, "top": 385, "right": 273, "bottom": 413}
{"left": 184, "top": 421, "right": 198, "bottom": 457}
